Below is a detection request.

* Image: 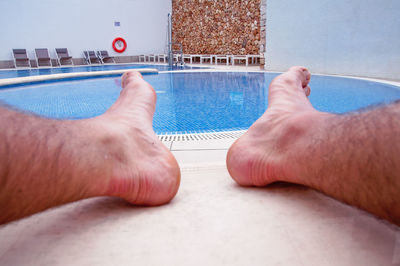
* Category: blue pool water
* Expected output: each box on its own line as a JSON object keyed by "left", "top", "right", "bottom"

{"left": 0, "top": 72, "right": 399, "bottom": 134}
{"left": 0, "top": 64, "right": 199, "bottom": 79}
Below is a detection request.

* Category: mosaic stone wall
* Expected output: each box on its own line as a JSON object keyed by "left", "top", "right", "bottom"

{"left": 260, "top": 0, "right": 266, "bottom": 63}
{"left": 172, "top": 0, "right": 261, "bottom": 55}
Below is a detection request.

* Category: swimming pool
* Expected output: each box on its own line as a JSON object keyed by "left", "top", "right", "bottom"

{"left": 0, "top": 63, "right": 200, "bottom": 79}
{"left": 0, "top": 72, "right": 399, "bottom": 134}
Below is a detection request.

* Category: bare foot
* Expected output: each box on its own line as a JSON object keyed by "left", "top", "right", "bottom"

{"left": 226, "top": 66, "right": 330, "bottom": 186}
{"left": 95, "top": 71, "right": 180, "bottom": 205}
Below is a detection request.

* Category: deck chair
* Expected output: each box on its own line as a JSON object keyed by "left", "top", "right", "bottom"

{"left": 12, "top": 49, "right": 31, "bottom": 68}
{"left": 83, "top": 51, "right": 101, "bottom": 64}
{"left": 55, "top": 48, "right": 73, "bottom": 66}
{"left": 96, "top": 50, "right": 115, "bottom": 64}
{"left": 35, "top": 48, "right": 52, "bottom": 67}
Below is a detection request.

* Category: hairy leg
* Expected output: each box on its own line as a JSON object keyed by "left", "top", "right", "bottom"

{"left": 227, "top": 66, "right": 400, "bottom": 225}
{"left": 0, "top": 71, "right": 180, "bottom": 224}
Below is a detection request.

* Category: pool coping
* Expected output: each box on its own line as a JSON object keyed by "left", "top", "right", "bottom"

{"left": 157, "top": 69, "right": 400, "bottom": 168}
{"left": 1, "top": 67, "right": 399, "bottom": 169}
{"left": 160, "top": 68, "right": 400, "bottom": 87}
{"left": 2, "top": 66, "right": 399, "bottom": 88}
{"left": 0, "top": 68, "right": 159, "bottom": 87}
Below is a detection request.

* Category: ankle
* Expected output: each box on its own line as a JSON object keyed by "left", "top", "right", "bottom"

{"left": 89, "top": 116, "right": 181, "bottom": 205}
{"left": 227, "top": 110, "right": 333, "bottom": 187}
{"left": 78, "top": 118, "right": 128, "bottom": 198}
{"left": 281, "top": 111, "right": 336, "bottom": 185}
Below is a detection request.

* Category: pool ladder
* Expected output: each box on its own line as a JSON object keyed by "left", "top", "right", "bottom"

{"left": 167, "top": 13, "right": 184, "bottom": 67}
{"left": 171, "top": 43, "right": 185, "bottom": 67}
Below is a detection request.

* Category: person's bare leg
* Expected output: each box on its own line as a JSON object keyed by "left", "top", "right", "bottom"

{"left": 227, "top": 66, "right": 400, "bottom": 225}
{"left": 0, "top": 71, "right": 180, "bottom": 224}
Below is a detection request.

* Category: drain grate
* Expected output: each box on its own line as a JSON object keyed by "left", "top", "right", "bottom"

{"left": 158, "top": 130, "right": 246, "bottom": 142}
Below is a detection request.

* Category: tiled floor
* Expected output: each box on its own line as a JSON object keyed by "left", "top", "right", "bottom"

{"left": 0, "top": 137, "right": 399, "bottom": 266}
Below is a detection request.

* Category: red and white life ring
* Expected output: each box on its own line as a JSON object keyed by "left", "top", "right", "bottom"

{"left": 112, "top": 37, "right": 127, "bottom": 53}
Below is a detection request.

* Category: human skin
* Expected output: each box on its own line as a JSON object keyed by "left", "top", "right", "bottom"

{"left": 227, "top": 66, "right": 400, "bottom": 226}
{"left": 0, "top": 71, "right": 180, "bottom": 224}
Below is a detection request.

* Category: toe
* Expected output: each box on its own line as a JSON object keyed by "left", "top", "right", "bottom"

{"left": 302, "top": 70, "right": 311, "bottom": 88}
{"left": 304, "top": 85, "right": 311, "bottom": 96}
{"left": 118, "top": 71, "right": 157, "bottom": 105}
{"left": 121, "top": 71, "right": 143, "bottom": 88}
{"left": 288, "top": 66, "right": 310, "bottom": 87}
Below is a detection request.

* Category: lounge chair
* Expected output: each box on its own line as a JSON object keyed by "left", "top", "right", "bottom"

{"left": 55, "top": 48, "right": 73, "bottom": 66}
{"left": 200, "top": 54, "right": 212, "bottom": 64}
{"left": 96, "top": 50, "right": 115, "bottom": 64}
{"left": 139, "top": 54, "right": 148, "bottom": 62}
{"left": 182, "top": 54, "right": 192, "bottom": 64}
{"left": 230, "top": 55, "right": 249, "bottom": 66}
{"left": 83, "top": 51, "right": 101, "bottom": 64}
{"left": 12, "top": 49, "right": 31, "bottom": 68}
{"left": 35, "top": 48, "right": 52, "bottom": 67}
{"left": 148, "top": 54, "right": 157, "bottom": 63}
{"left": 214, "top": 55, "right": 229, "bottom": 65}
{"left": 157, "top": 54, "right": 167, "bottom": 63}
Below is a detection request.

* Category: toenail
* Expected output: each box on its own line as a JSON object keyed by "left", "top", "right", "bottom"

{"left": 123, "top": 71, "right": 139, "bottom": 79}
{"left": 129, "top": 71, "right": 143, "bottom": 79}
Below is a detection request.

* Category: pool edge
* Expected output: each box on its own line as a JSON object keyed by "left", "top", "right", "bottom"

{"left": 0, "top": 68, "right": 159, "bottom": 87}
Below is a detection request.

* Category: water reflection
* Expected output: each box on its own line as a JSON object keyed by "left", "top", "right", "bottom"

{"left": 308, "top": 75, "right": 400, "bottom": 113}
{"left": 38, "top": 69, "right": 52, "bottom": 75}
{"left": 0, "top": 72, "right": 400, "bottom": 134}
{"left": 149, "top": 72, "right": 268, "bottom": 133}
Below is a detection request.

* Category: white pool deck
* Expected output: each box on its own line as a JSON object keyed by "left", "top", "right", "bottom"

{"left": 0, "top": 64, "right": 399, "bottom": 266}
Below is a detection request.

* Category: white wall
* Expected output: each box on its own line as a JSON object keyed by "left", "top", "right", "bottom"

{"left": 0, "top": 0, "right": 171, "bottom": 60}
{"left": 266, "top": 0, "right": 400, "bottom": 80}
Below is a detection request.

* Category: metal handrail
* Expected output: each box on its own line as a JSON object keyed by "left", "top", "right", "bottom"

{"left": 167, "top": 14, "right": 185, "bottom": 67}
